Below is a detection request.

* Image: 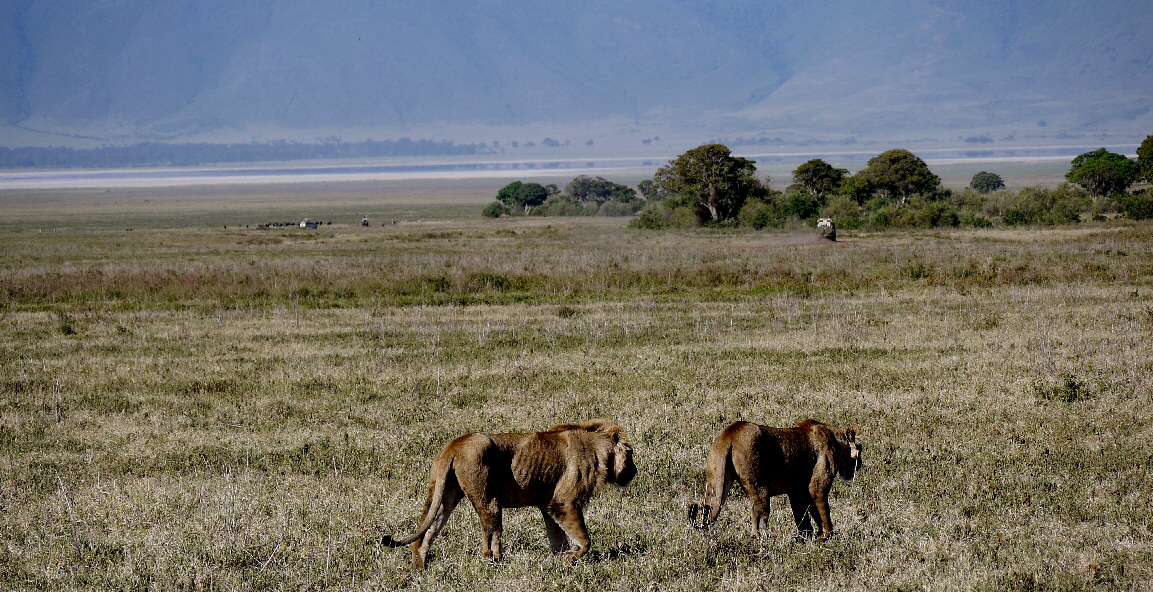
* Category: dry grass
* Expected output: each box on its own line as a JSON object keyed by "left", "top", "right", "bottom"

{"left": 1, "top": 184, "right": 1152, "bottom": 590}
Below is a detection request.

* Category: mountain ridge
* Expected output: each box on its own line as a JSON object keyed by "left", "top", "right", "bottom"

{"left": 1, "top": 0, "right": 1150, "bottom": 148}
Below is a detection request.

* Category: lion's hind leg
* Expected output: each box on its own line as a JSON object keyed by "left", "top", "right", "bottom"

{"left": 412, "top": 485, "right": 463, "bottom": 568}
{"left": 748, "top": 489, "right": 772, "bottom": 535}
{"left": 787, "top": 491, "right": 816, "bottom": 540}
{"left": 471, "top": 500, "right": 504, "bottom": 562}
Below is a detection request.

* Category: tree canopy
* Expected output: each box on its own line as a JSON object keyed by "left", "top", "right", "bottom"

{"left": 1065, "top": 149, "right": 1140, "bottom": 197}
{"left": 838, "top": 176, "right": 874, "bottom": 204}
{"left": 1137, "top": 134, "right": 1153, "bottom": 182}
{"left": 855, "top": 149, "right": 939, "bottom": 202}
{"left": 564, "top": 175, "right": 636, "bottom": 205}
{"left": 653, "top": 144, "right": 765, "bottom": 222}
{"left": 496, "top": 181, "right": 549, "bottom": 209}
{"left": 792, "top": 159, "right": 848, "bottom": 199}
{"left": 496, "top": 181, "right": 522, "bottom": 205}
{"left": 970, "top": 171, "right": 1005, "bottom": 193}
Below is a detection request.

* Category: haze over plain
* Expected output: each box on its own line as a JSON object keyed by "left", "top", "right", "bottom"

{"left": 1, "top": 0, "right": 1150, "bottom": 153}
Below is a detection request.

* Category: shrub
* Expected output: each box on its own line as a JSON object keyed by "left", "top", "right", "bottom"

{"left": 1033, "top": 373, "right": 1089, "bottom": 403}
{"left": 599, "top": 200, "right": 644, "bottom": 217}
{"left": 629, "top": 204, "right": 699, "bottom": 229}
{"left": 908, "top": 201, "right": 959, "bottom": 228}
{"left": 1120, "top": 191, "right": 1153, "bottom": 220}
{"left": 481, "top": 201, "right": 507, "bottom": 218}
{"left": 962, "top": 213, "right": 992, "bottom": 228}
{"left": 868, "top": 206, "right": 897, "bottom": 229}
{"left": 989, "top": 184, "right": 1088, "bottom": 226}
{"left": 666, "top": 206, "right": 701, "bottom": 228}
{"left": 630, "top": 206, "right": 668, "bottom": 229}
{"left": 531, "top": 195, "right": 595, "bottom": 217}
{"left": 737, "top": 200, "right": 772, "bottom": 229}
{"left": 819, "top": 196, "right": 864, "bottom": 230}
{"left": 1002, "top": 209, "right": 1029, "bottom": 226}
{"left": 784, "top": 190, "right": 820, "bottom": 220}
{"left": 737, "top": 199, "right": 787, "bottom": 229}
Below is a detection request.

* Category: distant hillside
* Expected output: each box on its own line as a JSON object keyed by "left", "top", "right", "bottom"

{"left": 1, "top": 0, "right": 1150, "bottom": 146}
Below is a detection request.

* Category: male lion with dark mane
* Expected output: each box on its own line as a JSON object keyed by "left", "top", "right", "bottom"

{"left": 688, "top": 419, "right": 862, "bottom": 541}
{"left": 378, "top": 419, "right": 637, "bottom": 567}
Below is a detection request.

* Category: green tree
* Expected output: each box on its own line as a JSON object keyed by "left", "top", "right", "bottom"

{"left": 856, "top": 149, "right": 940, "bottom": 203}
{"left": 564, "top": 175, "right": 631, "bottom": 205}
{"left": 653, "top": 144, "right": 765, "bottom": 222}
{"left": 495, "top": 181, "right": 523, "bottom": 205}
{"left": 1065, "top": 149, "right": 1140, "bottom": 197}
{"left": 513, "top": 182, "right": 549, "bottom": 209}
{"left": 792, "top": 159, "right": 848, "bottom": 200}
{"left": 970, "top": 171, "right": 1005, "bottom": 193}
{"left": 1135, "top": 134, "right": 1153, "bottom": 182}
{"left": 637, "top": 179, "right": 658, "bottom": 200}
{"left": 838, "top": 176, "right": 874, "bottom": 204}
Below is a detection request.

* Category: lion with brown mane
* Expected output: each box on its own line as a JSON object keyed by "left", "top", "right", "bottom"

{"left": 688, "top": 419, "right": 862, "bottom": 541}
{"left": 378, "top": 419, "right": 637, "bottom": 567}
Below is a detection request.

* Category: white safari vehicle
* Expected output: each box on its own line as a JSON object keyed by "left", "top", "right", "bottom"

{"left": 816, "top": 218, "right": 836, "bottom": 241}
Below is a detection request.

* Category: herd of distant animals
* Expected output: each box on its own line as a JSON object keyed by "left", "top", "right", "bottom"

{"left": 378, "top": 418, "right": 862, "bottom": 568}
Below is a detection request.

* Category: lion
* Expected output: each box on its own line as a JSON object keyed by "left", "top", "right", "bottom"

{"left": 688, "top": 419, "right": 862, "bottom": 541}
{"left": 377, "top": 419, "right": 637, "bottom": 567}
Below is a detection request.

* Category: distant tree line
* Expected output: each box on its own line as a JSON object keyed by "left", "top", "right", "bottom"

{"left": 484, "top": 175, "right": 645, "bottom": 218}
{"left": 630, "top": 135, "right": 1153, "bottom": 230}
{"left": 0, "top": 138, "right": 489, "bottom": 169}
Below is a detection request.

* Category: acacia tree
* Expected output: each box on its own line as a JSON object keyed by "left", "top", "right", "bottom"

{"left": 970, "top": 171, "right": 1005, "bottom": 193}
{"left": 564, "top": 175, "right": 634, "bottom": 206}
{"left": 792, "top": 159, "right": 848, "bottom": 200}
{"left": 495, "top": 181, "right": 522, "bottom": 205}
{"left": 495, "top": 180, "right": 548, "bottom": 211}
{"left": 653, "top": 144, "right": 764, "bottom": 222}
{"left": 514, "top": 183, "right": 549, "bottom": 211}
{"left": 856, "top": 149, "right": 939, "bottom": 204}
{"left": 1065, "top": 148, "right": 1140, "bottom": 197}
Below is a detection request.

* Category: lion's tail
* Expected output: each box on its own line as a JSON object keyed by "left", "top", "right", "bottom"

{"left": 377, "top": 452, "right": 457, "bottom": 547}
{"left": 689, "top": 433, "right": 736, "bottom": 529}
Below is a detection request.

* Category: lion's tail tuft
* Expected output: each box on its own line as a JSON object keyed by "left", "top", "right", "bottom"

{"left": 378, "top": 535, "right": 404, "bottom": 547}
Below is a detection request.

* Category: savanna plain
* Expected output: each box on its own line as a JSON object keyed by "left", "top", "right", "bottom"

{"left": 2, "top": 179, "right": 1152, "bottom": 591}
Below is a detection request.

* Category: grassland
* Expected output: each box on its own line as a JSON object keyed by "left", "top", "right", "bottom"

{"left": 1, "top": 181, "right": 1152, "bottom": 591}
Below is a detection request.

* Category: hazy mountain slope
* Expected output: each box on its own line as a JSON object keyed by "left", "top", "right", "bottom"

{"left": 737, "top": 0, "right": 1153, "bottom": 135}
{"left": 1, "top": 0, "right": 1150, "bottom": 144}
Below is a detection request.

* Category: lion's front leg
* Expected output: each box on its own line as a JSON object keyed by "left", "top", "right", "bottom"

{"left": 540, "top": 507, "right": 571, "bottom": 554}
{"left": 810, "top": 488, "right": 834, "bottom": 541}
{"left": 548, "top": 503, "right": 590, "bottom": 560}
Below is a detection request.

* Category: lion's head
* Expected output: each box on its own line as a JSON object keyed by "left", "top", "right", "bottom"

{"left": 837, "top": 425, "right": 863, "bottom": 481}
{"left": 548, "top": 419, "right": 637, "bottom": 487}
{"left": 606, "top": 426, "right": 637, "bottom": 486}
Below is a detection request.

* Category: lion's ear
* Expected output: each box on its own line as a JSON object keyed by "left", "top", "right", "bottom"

{"left": 846, "top": 425, "right": 861, "bottom": 441}
{"left": 607, "top": 426, "right": 625, "bottom": 444}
